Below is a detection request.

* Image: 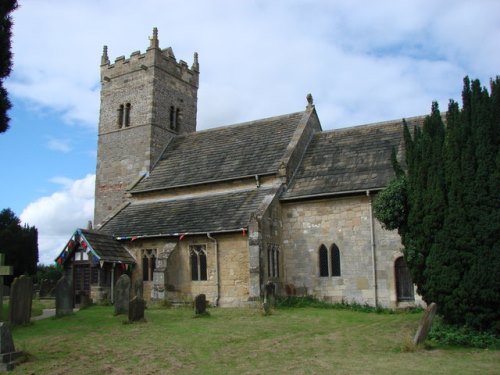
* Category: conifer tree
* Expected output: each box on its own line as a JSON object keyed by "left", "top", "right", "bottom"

{"left": 0, "top": 0, "right": 18, "bottom": 133}
{"left": 374, "top": 77, "right": 500, "bottom": 332}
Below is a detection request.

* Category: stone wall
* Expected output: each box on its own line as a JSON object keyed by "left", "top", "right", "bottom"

{"left": 281, "top": 194, "right": 422, "bottom": 308}
{"left": 127, "top": 233, "right": 250, "bottom": 307}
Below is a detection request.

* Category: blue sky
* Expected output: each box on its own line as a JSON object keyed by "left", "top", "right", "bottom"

{"left": 1, "top": 0, "right": 499, "bottom": 264}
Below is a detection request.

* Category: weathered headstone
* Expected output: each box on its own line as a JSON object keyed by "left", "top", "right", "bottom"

{"left": 264, "top": 281, "right": 276, "bottom": 307}
{"left": 8, "top": 275, "right": 33, "bottom": 325}
{"left": 134, "top": 279, "right": 144, "bottom": 299}
{"left": 194, "top": 294, "right": 207, "bottom": 315}
{"left": 0, "top": 323, "right": 22, "bottom": 371}
{"left": 128, "top": 296, "right": 145, "bottom": 322}
{"left": 114, "top": 274, "right": 131, "bottom": 315}
{"left": 0, "top": 254, "right": 13, "bottom": 322}
{"left": 413, "top": 302, "right": 438, "bottom": 345}
{"left": 55, "top": 275, "right": 73, "bottom": 317}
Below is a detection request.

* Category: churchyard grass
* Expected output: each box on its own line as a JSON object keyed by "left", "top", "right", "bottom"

{"left": 10, "top": 305, "right": 500, "bottom": 374}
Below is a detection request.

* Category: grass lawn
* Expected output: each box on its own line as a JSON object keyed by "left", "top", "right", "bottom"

{"left": 10, "top": 305, "right": 500, "bottom": 374}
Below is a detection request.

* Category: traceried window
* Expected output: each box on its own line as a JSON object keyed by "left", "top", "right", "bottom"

{"left": 319, "top": 243, "right": 341, "bottom": 277}
{"left": 267, "top": 244, "right": 280, "bottom": 278}
{"left": 142, "top": 249, "right": 157, "bottom": 281}
{"left": 190, "top": 245, "right": 207, "bottom": 281}
{"left": 395, "top": 257, "right": 414, "bottom": 302}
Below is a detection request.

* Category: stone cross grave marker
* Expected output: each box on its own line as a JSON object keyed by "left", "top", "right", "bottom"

{"left": 413, "top": 302, "right": 438, "bottom": 345}
{"left": 0, "top": 254, "right": 13, "bottom": 322}
{"left": 9, "top": 275, "right": 33, "bottom": 325}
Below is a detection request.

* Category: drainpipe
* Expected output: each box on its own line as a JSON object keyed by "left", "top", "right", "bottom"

{"left": 366, "top": 190, "right": 378, "bottom": 307}
{"left": 111, "top": 262, "right": 115, "bottom": 304}
{"left": 207, "top": 233, "right": 220, "bottom": 306}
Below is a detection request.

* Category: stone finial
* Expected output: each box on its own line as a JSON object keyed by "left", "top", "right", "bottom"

{"left": 149, "top": 27, "right": 159, "bottom": 49}
{"left": 306, "top": 93, "right": 314, "bottom": 110}
{"left": 101, "top": 45, "right": 110, "bottom": 66}
{"left": 192, "top": 52, "right": 199, "bottom": 71}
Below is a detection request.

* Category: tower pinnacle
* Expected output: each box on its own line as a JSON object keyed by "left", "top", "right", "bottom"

{"left": 149, "top": 27, "right": 159, "bottom": 49}
{"left": 101, "top": 45, "right": 109, "bottom": 66}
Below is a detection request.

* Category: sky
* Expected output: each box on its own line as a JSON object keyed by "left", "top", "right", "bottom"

{"left": 1, "top": 0, "right": 499, "bottom": 265}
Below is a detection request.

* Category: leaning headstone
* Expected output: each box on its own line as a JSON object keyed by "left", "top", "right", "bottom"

{"left": 55, "top": 275, "right": 73, "bottom": 317}
{"left": 413, "top": 302, "right": 438, "bottom": 345}
{"left": 194, "top": 294, "right": 207, "bottom": 315}
{"left": 0, "top": 254, "right": 13, "bottom": 322}
{"left": 128, "top": 296, "right": 145, "bottom": 322}
{"left": 114, "top": 274, "right": 131, "bottom": 315}
{"left": 8, "top": 275, "right": 33, "bottom": 325}
{"left": 0, "top": 323, "right": 22, "bottom": 371}
{"left": 134, "top": 279, "right": 144, "bottom": 299}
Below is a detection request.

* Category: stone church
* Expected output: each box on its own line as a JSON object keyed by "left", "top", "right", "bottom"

{"left": 57, "top": 29, "right": 424, "bottom": 308}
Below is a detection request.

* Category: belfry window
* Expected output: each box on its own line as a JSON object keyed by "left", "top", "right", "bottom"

{"left": 190, "top": 245, "right": 207, "bottom": 281}
{"left": 117, "top": 103, "right": 131, "bottom": 128}
{"left": 319, "top": 243, "right": 341, "bottom": 277}
{"left": 169, "top": 106, "right": 181, "bottom": 131}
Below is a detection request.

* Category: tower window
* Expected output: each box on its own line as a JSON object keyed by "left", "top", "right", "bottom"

{"left": 169, "top": 106, "right": 181, "bottom": 131}
{"left": 117, "top": 105, "right": 124, "bottom": 128}
{"left": 118, "top": 103, "right": 131, "bottom": 128}
{"left": 124, "top": 103, "right": 131, "bottom": 127}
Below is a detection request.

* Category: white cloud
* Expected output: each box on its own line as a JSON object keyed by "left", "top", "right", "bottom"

{"left": 46, "top": 137, "right": 72, "bottom": 153}
{"left": 7, "top": 0, "right": 500, "bottom": 131}
{"left": 20, "top": 175, "right": 95, "bottom": 265}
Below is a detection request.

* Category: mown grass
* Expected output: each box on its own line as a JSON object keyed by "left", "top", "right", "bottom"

{"left": 10, "top": 305, "right": 500, "bottom": 375}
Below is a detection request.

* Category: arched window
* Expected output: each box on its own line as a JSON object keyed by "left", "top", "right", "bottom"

{"left": 150, "top": 254, "right": 156, "bottom": 280}
{"left": 124, "top": 103, "right": 131, "bottom": 127}
{"left": 319, "top": 244, "right": 329, "bottom": 277}
{"left": 331, "top": 244, "right": 341, "bottom": 277}
{"left": 117, "top": 105, "right": 124, "bottom": 128}
{"left": 395, "top": 257, "right": 414, "bottom": 302}
{"left": 190, "top": 245, "right": 207, "bottom": 281}
{"left": 142, "top": 254, "right": 149, "bottom": 281}
{"left": 169, "top": 106, "right": 176, "bottom": 130}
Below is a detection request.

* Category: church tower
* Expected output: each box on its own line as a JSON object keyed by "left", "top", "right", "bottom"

{"left": 94, "top": 28, "right": 199, "bottom": 226}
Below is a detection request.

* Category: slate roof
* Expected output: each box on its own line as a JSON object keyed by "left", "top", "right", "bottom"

{"left": 282, "top": 116, "right": 424, "bottom": 200}
{"left": 80, "top": 229, "right": 135, "bottom": 263}
{"left": 100, "top": 188, "right": 276, "bottom": 238}
{"left": 131, "top": 112, "right": 305, "bottom": 192}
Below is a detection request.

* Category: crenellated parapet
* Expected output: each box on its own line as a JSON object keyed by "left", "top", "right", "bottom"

{"left": 100, "top": 28, "right": 199, "bottom": 88}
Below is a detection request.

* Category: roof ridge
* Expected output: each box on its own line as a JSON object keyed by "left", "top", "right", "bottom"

{"left": 321, "top": 114, "right": 428, "bottom": 135}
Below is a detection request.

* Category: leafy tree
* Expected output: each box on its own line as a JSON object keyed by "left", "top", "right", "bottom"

{"left": 374, "top": 77, "right": 500, "bottom": 332}
{"left": 0, "top": 208, "right": 39, "bottom": 285}
{"left": 0, "top": 0, "right": 18, "bottom": 133}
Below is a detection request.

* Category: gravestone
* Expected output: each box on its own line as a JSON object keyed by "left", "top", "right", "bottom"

{"left": 55, "top": 275, "right": 73, "bottom": 317}
{"left": 114, "top": 274, "right": 131, "bottom": 315}
{"left": 413, "top": 302, "right": 438, "bottom": 345}
{"left": 194, "top": 294, "right": 207, "bottom": 315}
{"left": 134, "top": 279, "right": 144, "bottom": 299}
{"left": 264, "top": 281, "right": 276, "bottom": 307}
{"left": 0, "top": 254, "right": 13, "bottom": 322}
{"left": 8, "top": 275, "right": 33, "bottom": 325}
{"left": 0, "top": 323, "right": 22, "bottom": 371}
{"left": 128, "top": 296, "right": 145, "bottom": 322}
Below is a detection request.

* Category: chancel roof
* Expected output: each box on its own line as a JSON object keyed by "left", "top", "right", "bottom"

{"left": 100, "top": 188, "right": 277, "bottom": 238}
{"left": 282, "top": 116, "right": 424, "bottom": 200}
{"left": 131, "top": 112, "right": 305, "bottom": 193}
